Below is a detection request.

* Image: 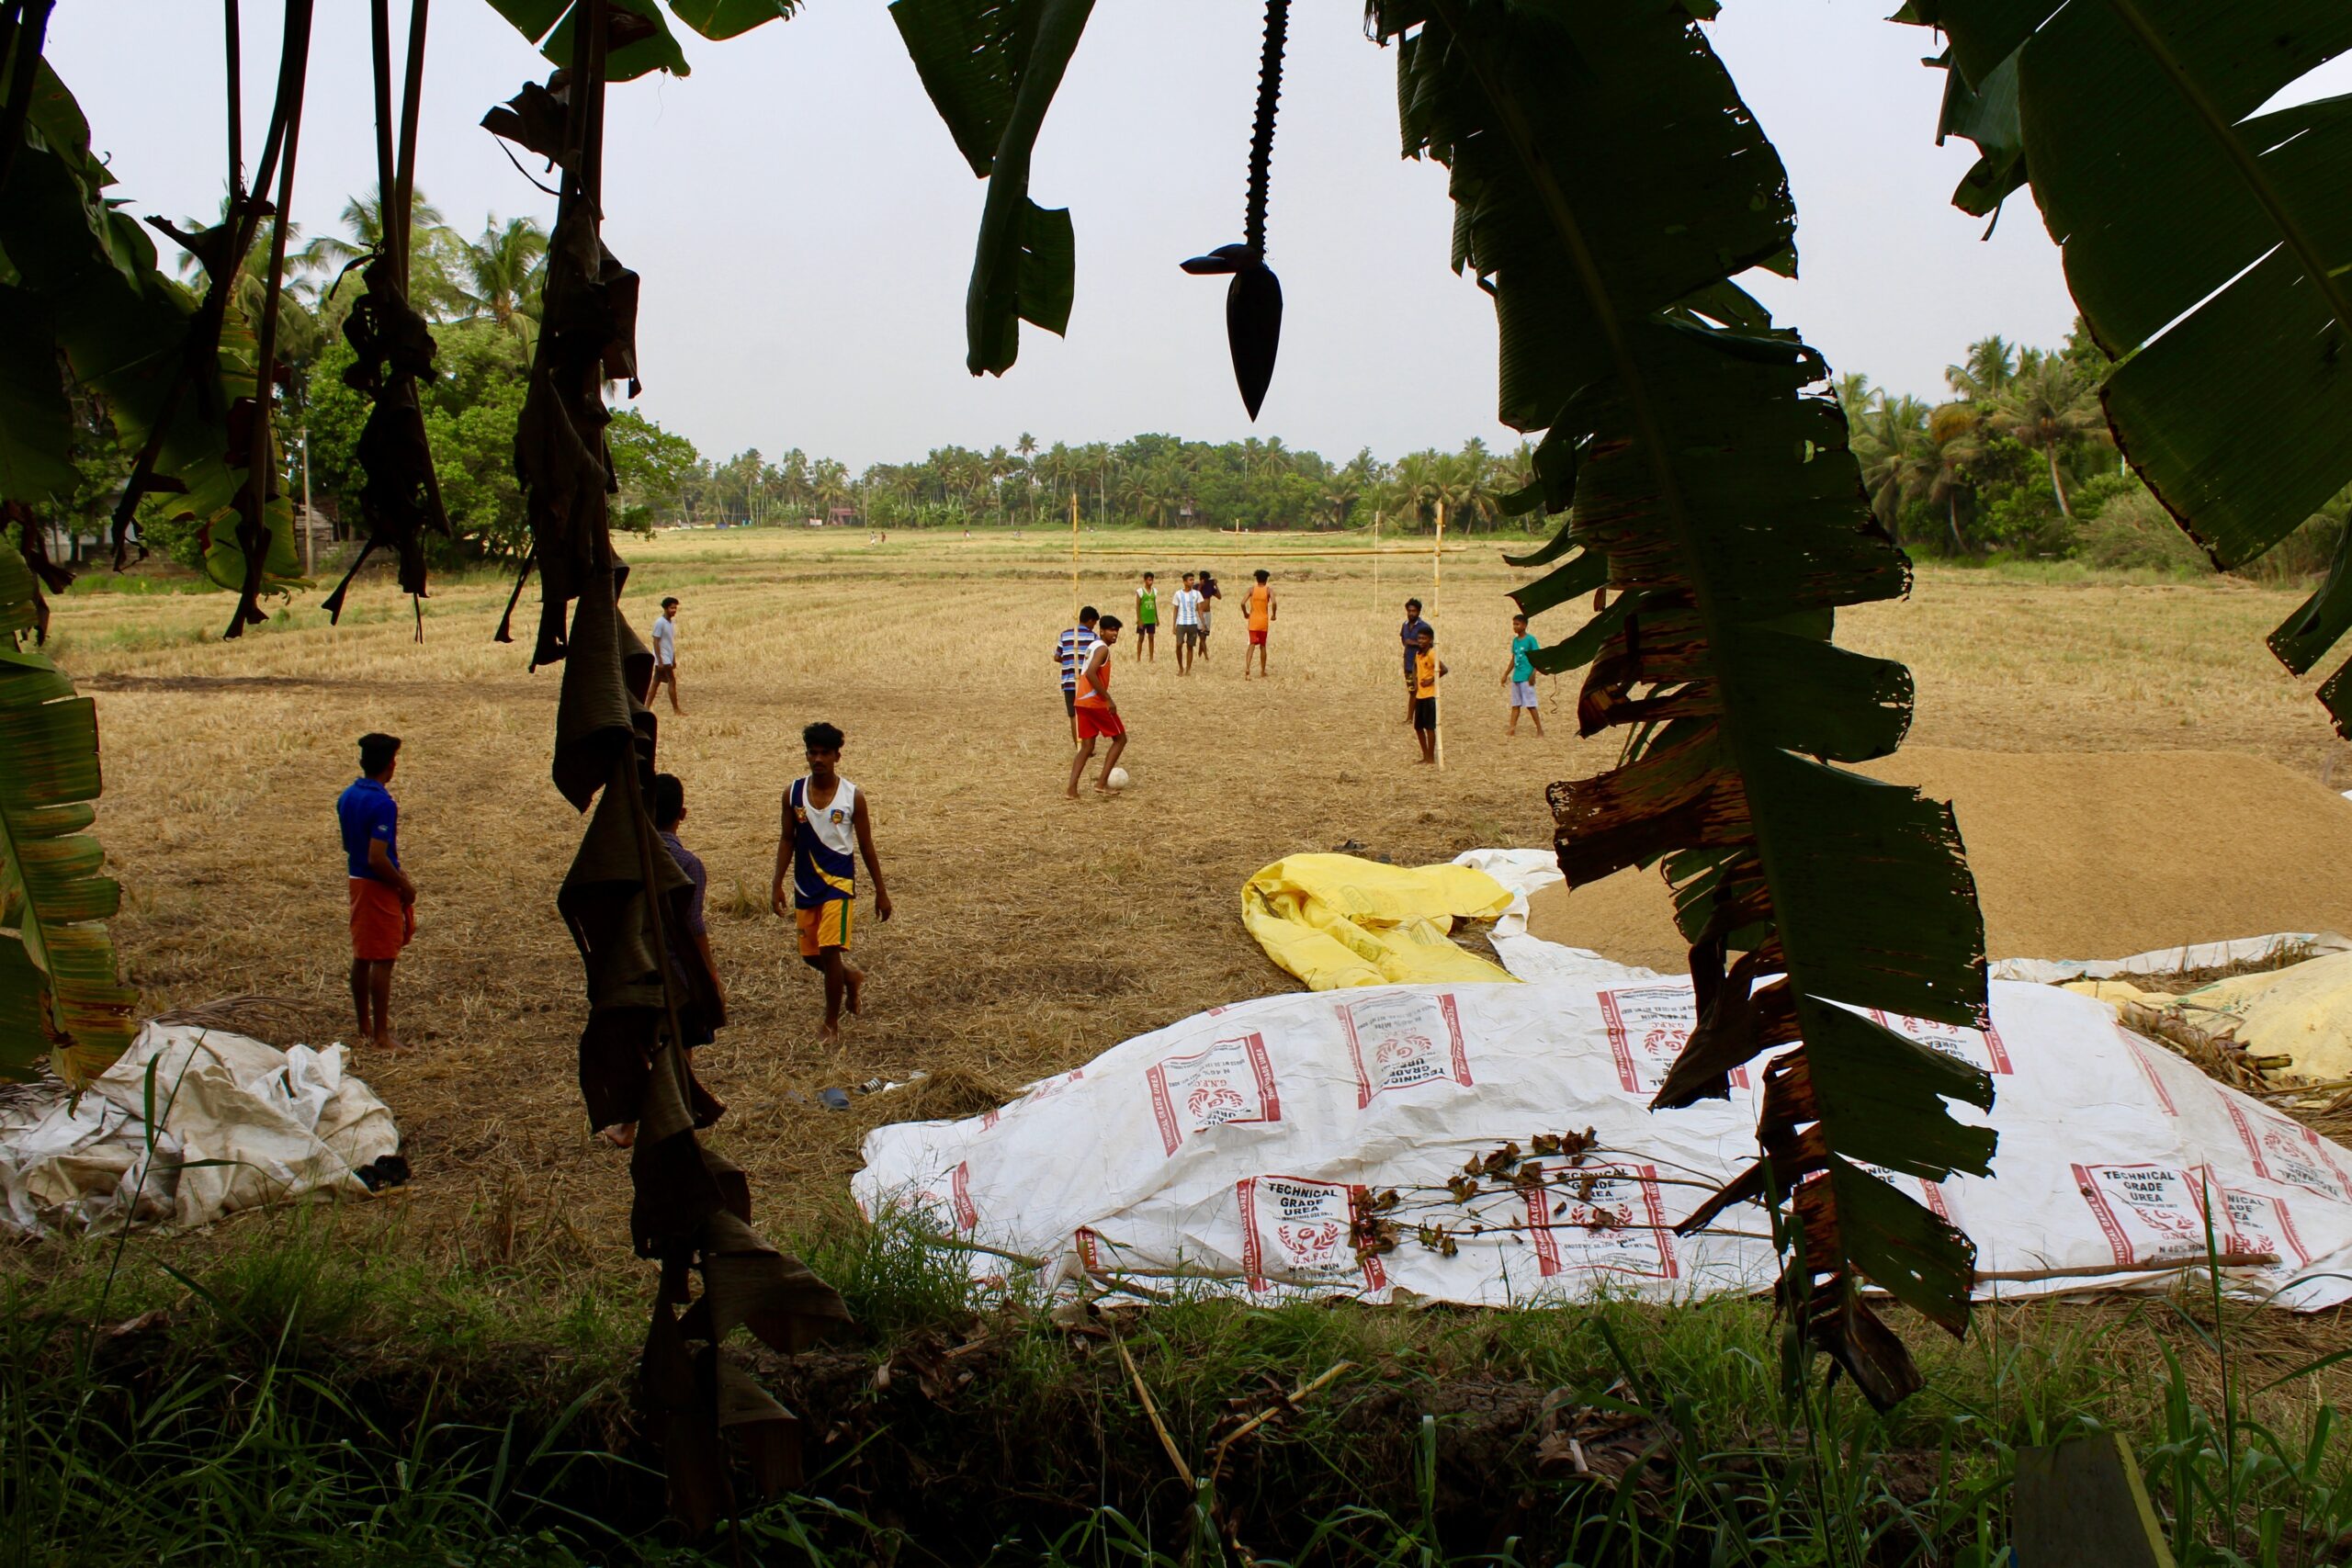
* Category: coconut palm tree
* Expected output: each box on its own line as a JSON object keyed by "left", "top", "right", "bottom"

{"left": 1392, "top": 450, "right": 1444, "bottom": 532}
{"left": 1320, "top": 478, "right": 1360, "bottom": 529}
{"left": 161, "top": 200, "right": 325, "bottom": 355}
{"left": 1857, "top": 395, "right": 1933, "bottom": 530}
{"left": 1835, "top": 370, "right": 1877, "bottom": 426}
{"left": 1434, "top": 442, "right": 1500, "bottom": 533}
{"left": 305, "top": 186, "right": 447, "bottom": 265}
{"left": 302, "top": 186, "right": 466, "bottom": 320}
{"left": 1116, "top": 469, "right": 1161, "bottom": 527}
{"left": 811, "top": 458, "right": 851, "bottom": 522}
{"left": 983, "top": 445, "right": 1017, "bottom": 522}
{"left": 1496, "top": 439, "right": 1537, "bottom": 498}
{"left": 458, "top": 215, "right": 548, "bottom": 342}
{"left": 1927, "top": 403, "right": 1985, "bottom": 553}
{"left": 1988, "top": 356, "right": 2109, "bottom": 518}
{"left": 1944, "top": 335, "right": 2018, "bottom": 402}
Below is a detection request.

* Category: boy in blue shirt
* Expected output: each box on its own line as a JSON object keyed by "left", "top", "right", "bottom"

{"left": 336, "top": 733, "right": 417, "bottom": 1052}
{"left": 1501, "top": 613, "right": 1544, "bottom": 737}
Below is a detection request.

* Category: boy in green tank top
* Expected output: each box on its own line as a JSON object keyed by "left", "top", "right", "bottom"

{"left": 1134, "top": 572, "right": 1160, "bottom": 662}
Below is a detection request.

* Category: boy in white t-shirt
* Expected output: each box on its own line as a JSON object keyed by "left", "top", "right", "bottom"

{"left": 1170, "top": 572, "right": 1204, "bottom": 675}
{"left": 646, "top": 596, "right": 684, "bottom": 715}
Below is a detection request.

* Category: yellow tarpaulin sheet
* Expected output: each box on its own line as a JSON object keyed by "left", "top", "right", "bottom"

{"left": 2072, "top": 950, "right": 2352, "bottom": 1081}
{"left": 1242, "top": 853, "right": 1518, "bottom": 990}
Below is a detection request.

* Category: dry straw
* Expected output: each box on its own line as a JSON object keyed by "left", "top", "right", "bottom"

{"left": 36, "top": 529, "right": 2351, "bottom": 1256}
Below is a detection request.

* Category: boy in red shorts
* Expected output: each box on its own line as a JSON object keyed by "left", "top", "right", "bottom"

{"left": 1065, "top": 615, "right": 1127, "bottom": 798}
{"left": 772, "top": 721, "right": 892, "bottom": 1046}
{"left": 337, "top": 732, "right": 417, "bottom": 1052}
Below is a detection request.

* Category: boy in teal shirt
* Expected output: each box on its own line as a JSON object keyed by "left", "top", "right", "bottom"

{"left": 1501, "top": 613, "right": 1544, "bottom": 736}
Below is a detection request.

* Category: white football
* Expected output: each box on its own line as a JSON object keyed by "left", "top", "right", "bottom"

{"left": 1106, "top": 766, "right": 1132, "bottom": 791}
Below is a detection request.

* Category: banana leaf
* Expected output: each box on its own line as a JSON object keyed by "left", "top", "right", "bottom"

{"left": 0, "top": 547, "right": 135, "bottom": 1085}
{"left": 1, "top": 60, "right": 292, "bottom": 603}
{"left": 1374, "top": 0, "right": 1992, "bottom": 1406}
{"left": 1910, "top": 2, "right": 2352, "bottom": 734}
{"left": 890, "top": 0, "right": 1092, "bottom": 375}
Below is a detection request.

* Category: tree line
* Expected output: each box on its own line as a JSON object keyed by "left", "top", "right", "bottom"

{"left": 684, "top": 433, "right": 1542, "bottom": 536}
{"left": 40, "top": 187, "right": 695, "bottom": 571}
{"left": 51, "top": 196, "right": 2346, "bottom": 579}
{"left": 1844, "top": 325, "right": 2346, "bottom": 576}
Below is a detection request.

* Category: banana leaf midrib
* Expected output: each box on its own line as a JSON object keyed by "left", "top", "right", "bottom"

{"left": 2094, "top": 0, "right": 2352, "bottom": 356}
{"left": 1423, "top": 0, "right": 1866, "bottom": 1006}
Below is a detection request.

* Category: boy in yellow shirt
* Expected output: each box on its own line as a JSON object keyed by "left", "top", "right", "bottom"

{"left": 1408, "top": 624, "right": 1446, "bottom": 764}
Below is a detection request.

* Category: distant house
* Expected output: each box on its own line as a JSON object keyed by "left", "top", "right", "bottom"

{"left": 828, "top": 505, "right": 859, "bottom": 527}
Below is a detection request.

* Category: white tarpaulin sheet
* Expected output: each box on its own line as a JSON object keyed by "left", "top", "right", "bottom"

{"left": 0, "top": 1023, "right": 400, "bottom": 1237}
{"left": 857, "top": 877, "right": 2352, "bottom": 1312}
{"left": 1449, "top": 847, "right": 2352, "bottom": 989}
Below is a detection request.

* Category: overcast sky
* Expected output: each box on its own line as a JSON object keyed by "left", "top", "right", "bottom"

{"left": 51, "top": 2, "right": 2344, "bottom": 469}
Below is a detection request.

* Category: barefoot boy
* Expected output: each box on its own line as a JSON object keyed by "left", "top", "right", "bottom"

{"left": 772, "top": 722, "right": 892, "bottom": 1046}
{"left": 1501, "top": 613, "right": 1544, "bottom": 736}
{"left": 1243, "top": 569, "right": 1276, "bottom": 677}
{"left": 1056, "top": 606, "right": 1100, "bottom": 743}
{"left": 337, "top": 732, "right": 417, "bottom": 1051}
{"left": 1172, "top": 572, "right": 1204, "bottom": 675}
{"left": 646, "top": 596, "right": 683, "bottom": 714}
{"left": 1066, "top": 615, "right": 1128, "bottom": 798}
{"left": 1134, "top": 572, "right": 1160, "bottom": 662}
{"left": 1409, "top": 625, "right": 1446, "bottom": 764}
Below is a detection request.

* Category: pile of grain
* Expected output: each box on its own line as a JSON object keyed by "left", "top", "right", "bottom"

{"left": 1524, "top": 748, "right": 2352, "bottom": 971}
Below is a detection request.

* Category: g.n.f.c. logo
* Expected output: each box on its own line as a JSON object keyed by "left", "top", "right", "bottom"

{"left": 829, "top": 808, "right": 846, "bottom": 825}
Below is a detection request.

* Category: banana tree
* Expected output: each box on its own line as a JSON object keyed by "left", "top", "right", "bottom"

{"left": 0, "top": 15, "right": 308, "bottom": 636}
{"left": 0, "top": 542, "right": 135, "bottom": 1085}
{"left": 480, "top": 0, "right": 850, "bottom": 1531}
{"left": 1904, "top": 2, "right": 2352, "bottom": 734}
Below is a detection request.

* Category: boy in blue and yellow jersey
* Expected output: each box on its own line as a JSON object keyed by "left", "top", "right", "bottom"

{"left": 771, "top": 721, "right": 892, "bottom": 1046}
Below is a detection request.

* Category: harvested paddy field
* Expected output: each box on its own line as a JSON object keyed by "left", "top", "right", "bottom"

{"left": 40, "top": 531, "right": 2352, "bottom": 1256}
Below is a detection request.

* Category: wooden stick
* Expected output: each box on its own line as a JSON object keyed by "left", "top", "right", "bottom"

{"left": 1110, "top": 1326, "right": 1196, "bottom": 1489}
{"left": 1207, "top": 1360, "right": 1356, "bottom": 1478}
{"left": 1432, "top": 501, "right": 1445, "bottom": 770}
{"left": 1069, "top": 491, "right": 1080, "bottom": 626}
{"left": 1371, "top": 507, "right": 1381, "bottom": 612}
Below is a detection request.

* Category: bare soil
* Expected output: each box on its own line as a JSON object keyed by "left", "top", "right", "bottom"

{"left": 1528, "top": 745, "right": 2352, "bottom": 971}
{"left": 37, "top": 533, "right": 2352, "bottom": 1259}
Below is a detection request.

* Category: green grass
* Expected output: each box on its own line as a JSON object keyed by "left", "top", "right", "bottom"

{"left": 6, "top": 1205, "right": 2348, "bottom": 1567}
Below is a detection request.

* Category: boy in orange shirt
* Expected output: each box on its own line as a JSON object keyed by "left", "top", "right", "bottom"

{"left": 1242, "top": 569, "right": 1276, "bottom": 678}
{"left": 1066, "top": 615, "right": 1127, "bottom": 798}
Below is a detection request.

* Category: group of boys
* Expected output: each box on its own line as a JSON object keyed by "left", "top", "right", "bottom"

{"left": 335, "top": 718, "right": 891, "bottom": 1112}
{"left": 1394, "top": 598, "right": 1544, "bottom": 762}
{"left": 1056, "top": 567, "right": 1285, "bottom": 795}
{"left": 1121, "top": 568, "right": 1227, "bottom": 674}
{"left": 337, "top": 572, "right": 1546, "bottom": 1076}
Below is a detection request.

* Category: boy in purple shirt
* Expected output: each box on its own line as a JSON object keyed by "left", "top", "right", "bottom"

{"left": 604, "top": 773, "right": 726, "bottom": 1148}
